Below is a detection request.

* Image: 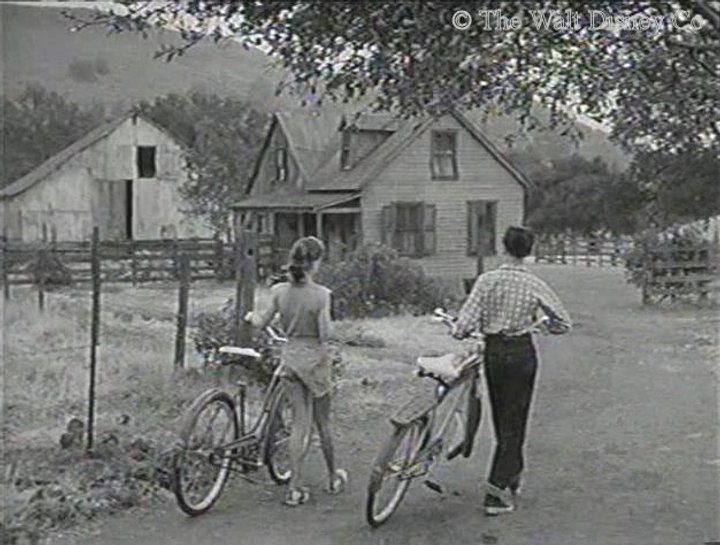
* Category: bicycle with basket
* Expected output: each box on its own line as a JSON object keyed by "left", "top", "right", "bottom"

{"left": 172, "top": 325, "right": 294, "bottom": 516}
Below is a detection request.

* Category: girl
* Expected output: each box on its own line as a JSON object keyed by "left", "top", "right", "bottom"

{"left": 246, "top": 236, "right": 347, "bottom": 506}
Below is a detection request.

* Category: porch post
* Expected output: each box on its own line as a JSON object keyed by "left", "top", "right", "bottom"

{"left": 298, "top": 212, "right": 305, "bottom": 237}
{"left": 316, "top": 212, "right": 323, "bottom": 239}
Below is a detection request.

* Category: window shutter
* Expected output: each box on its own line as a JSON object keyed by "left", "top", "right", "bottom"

{"left": 381, "top": 205, "right": 394, "bottom": 246}
{"left": 423, "top": 204, "right": 436, "bottom": 256}
{"left": 467, "top": 201, "right": 478, "bottom": 256}
{"left": 485, "top": 202, "right": 497, "bottom": 255}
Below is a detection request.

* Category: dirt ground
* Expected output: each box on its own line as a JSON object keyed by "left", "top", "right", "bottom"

{"left": 28, "top": 264, "right": 720, "bottom": 544}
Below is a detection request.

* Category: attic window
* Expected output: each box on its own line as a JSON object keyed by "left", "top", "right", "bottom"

{"left": 340, "top": 130, "right": 352, "bottom": 170}
{"left": 275, "top": 148, "right": 287, "bottom": 182}
{"left": 137, "top": 146, "right": 156, "bottom": 178}
{"left": 430, "top": 131, "right": 458, "bottom": 180}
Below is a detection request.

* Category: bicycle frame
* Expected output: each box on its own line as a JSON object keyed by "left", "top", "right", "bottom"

{"left": 395, "top": 357, "right": 481, "bottom": 480}
{"left": 205, "top": 328, "right": 289, "bottom": 471}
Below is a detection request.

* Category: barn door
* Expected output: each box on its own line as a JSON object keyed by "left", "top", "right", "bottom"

{"left": 93, "top": 180, "right": 130, "bottom": 240}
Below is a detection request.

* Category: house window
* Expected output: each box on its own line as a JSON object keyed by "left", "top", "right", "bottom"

{"left": 381, "top": 202, "right": 436, "bottom": 257}
{"left": 467, "top": 200, "right": 497, "bottom": 256}
{"left": 340, "top": 130, "right": 352, "bottom": 170}
{"left": 430, "top": 130, "right": 458, "bottom": 180}
{"left": 137, "top": 146, "right": 156, "bottom": 178}
{"left": 275, "top": 148, "right": 287, "bottom": 182}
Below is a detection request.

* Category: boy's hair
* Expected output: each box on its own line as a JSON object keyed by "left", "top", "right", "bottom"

{"left": 502, "top": 226, "right": 535, "bottom": 258}
{"left": 288, "top": 236, "right": 325, "bottom": 284}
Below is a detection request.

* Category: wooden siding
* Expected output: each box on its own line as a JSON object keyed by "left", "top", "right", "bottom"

{"left": 361, "top": 114, "right": 524, "bottom": 279}
{"left": 3, "top": 116, "right": 210, "bottom": 241}
{"left": 251, "top": 123, "right": 302, "bottom": 195}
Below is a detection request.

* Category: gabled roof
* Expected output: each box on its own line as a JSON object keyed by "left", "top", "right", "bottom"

{"left": 308, "top": 116, "right": 433, "bottom": 191}
{"left": 308, "top": 109, "right": 535, "bottom": 192}
{"left": 232, "top": 187, "right": 358, "bottom": 212}
{"left": 0, "top": 112, "right": 171, "bottom": 199}
{"left": 243, "top": 107, "right": 534, "bottom": 201}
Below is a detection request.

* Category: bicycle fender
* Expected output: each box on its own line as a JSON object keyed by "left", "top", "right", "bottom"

{"left": 390, "top": 393, "right": 437, "bottom": 426}
{"left": 178, "top": 388, "right": 229, "bottom": 440}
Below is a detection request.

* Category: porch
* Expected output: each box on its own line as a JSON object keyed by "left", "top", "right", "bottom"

{"left": 232, "top": 192, "right": 362, "bottom": 272}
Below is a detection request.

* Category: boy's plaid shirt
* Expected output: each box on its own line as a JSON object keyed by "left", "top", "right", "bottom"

{"left": 454, "top": 264, "right": 572, "bottom": 338}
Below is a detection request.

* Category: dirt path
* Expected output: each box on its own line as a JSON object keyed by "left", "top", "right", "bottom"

{"left": 48, "top": 265, "right": 719, "bottom": 545}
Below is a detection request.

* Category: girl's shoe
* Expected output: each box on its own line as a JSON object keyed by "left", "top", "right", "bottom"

{"left": 326, "top": 469, "right": 348, "bottom": 495}
{"left": 284, "top": 487, "right": 310, "bottom": 507}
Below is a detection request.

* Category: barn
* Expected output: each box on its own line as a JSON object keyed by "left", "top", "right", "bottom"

{"left": 233, "top": 108, "right": 533, "bottom": 281}
{"left": 0, "top": 112, "right": 212, "bottom": 242}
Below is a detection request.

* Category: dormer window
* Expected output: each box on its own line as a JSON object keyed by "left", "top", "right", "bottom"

{"left": 430, "top": 130, "right": 458, "bottom": 180}
{"left": 275, "top": 148, "right": 287, "bottom": 182}
{"left": 340, "top": 130, "right": 352, "bottom": 170}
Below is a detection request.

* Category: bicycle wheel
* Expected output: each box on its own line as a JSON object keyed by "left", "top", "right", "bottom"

{"left": 263, "top": 386, "right": 293, "bottom": 485}
{"left": 366, "top": 419, "right": 428, "bottom": 528}
{"left": 174, "top": 391, "right": 239, "bottom": 516}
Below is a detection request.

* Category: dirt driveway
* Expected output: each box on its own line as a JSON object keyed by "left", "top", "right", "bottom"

{"left": 48, "top": 264, "right": 719, "bottom": 545}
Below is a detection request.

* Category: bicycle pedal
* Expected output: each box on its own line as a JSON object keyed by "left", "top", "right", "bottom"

{"left": 424, "top": 479, "right": 444, "bottom": 494}
{"left": 400, "top": 462, "right": 429, "bottom": 480}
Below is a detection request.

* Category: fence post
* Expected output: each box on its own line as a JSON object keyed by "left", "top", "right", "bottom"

{"left": 2, "top": 230, "right": 9, "bottom": 300}
{"left": 234, "top": 229, "right": 257, "bottom": 346}
{"left": 87, "top": 227, "right": 101, "bottom": 453}
{"left": 174, "top": 254, "right": 190, "bottom": 371}
{"left": 572, "top": 236, "right": 578, "bottom": 265}
{"left": 214, "top": 233, "right": 224, "bottom": 281}
{"left": 37, "top": 247, "right": 46, "bottom": 312}
{"left": 130, "top": 239, "right": 137, "bottom": 286}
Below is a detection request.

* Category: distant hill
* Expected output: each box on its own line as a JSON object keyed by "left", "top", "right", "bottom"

{"left": 2, "top": 2, "right": 631, "bottom": 172}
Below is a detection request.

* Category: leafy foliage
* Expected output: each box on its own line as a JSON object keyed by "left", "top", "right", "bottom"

{"left": 1, "top": 85, "right": 106, "bottom": 188}
{"left": 66, "top": 1, "right": 720, "bottom": 155}
{"left": 316, "top": 244, "right": 460, "bottom": 319}
{"left": 521, "top": 153, "right": 645, "bottom": 235}
{"left": 137, "top": 93, "right": 268, "bottom": 234}
{"left": 192, "top": 299, "right": 345, "bottom": 387}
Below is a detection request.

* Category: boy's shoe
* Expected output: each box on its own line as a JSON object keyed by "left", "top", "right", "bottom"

{"left": 509, "top": 481, "right": 522, "bottom": 497}
{"left": 483, "top": 493, "right": 515, "bottom": 516}
{"left": 483, "top": 483, "right": 515, "bottom": 516}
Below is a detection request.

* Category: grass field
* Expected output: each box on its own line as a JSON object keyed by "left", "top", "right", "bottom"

{"left": 2, "top": 264, "right": 718, "bottom": 544}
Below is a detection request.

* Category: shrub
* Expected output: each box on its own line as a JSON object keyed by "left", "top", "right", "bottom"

{"left": 192, "top": 299, "right": 345, "bottom": 387}
{"left": 316, "top": 243, "right": 459, "bottom": 319}
{"left": 30, "top": 251, "right": 72, "bottom": 287}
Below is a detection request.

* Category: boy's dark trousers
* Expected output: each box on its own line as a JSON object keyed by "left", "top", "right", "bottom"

{"left": 483, "top": 334, "right": 538, "bottom": 490}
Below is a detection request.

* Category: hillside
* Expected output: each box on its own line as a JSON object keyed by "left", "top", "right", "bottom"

{"left": 1, "top": 2, "right": 631, "bottom": 173}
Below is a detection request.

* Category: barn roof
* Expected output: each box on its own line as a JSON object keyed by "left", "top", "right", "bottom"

{"left": 0, "top": 112, "right": 168, "bottom": 200}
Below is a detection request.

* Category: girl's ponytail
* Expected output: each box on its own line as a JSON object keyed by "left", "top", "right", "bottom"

{"left": 287, "top": 236, "right": 325, "bottom": 285}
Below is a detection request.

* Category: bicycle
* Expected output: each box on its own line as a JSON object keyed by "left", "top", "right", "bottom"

{"left": 365, "top": 308, "right": 484, "bottom": 528}
{"left": 173, "top": 325, "right": 294, "bottom": 516}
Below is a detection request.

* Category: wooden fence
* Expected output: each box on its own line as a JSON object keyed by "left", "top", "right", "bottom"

{"left": 534, "top": 235, "right": 635, "bottom": 267}
{"left": 628, "top": 241, "right": 720, "bottom": 304}
{"left": 0, "top": 233, "right": 277, "bottom": 296}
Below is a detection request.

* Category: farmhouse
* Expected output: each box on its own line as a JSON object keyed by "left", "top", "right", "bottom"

{"left": 0, "top": 112, "right": 211, "bottom": 242}
{"left": 233, "top": 109, "right": 533, "bottom": 280}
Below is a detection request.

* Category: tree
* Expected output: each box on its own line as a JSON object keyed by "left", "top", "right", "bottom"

{"left": 522, "top": 153, "right": 648, "bottom": 235}
{"left": 1, "top": 85, "right": 105, "bottom": 188}
{"left": 138, "top": 92, "right": 268, "bottom": 233}
{"left": 66, "top": 1, "right": 719, "bottom": 156}
{"left": 629, "top": 149, "right": 720, "bottom": 226}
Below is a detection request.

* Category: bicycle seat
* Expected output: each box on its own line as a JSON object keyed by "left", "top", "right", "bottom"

{"left": 219, "top": 346, "right": 262, "bottom": 359}
{"left": 416, "top": 353, "right": 464, "bottom": 382}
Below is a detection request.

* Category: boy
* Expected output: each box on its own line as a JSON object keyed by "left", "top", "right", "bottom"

{"left": 452, "top": 226, "right": 572, "bottom": 516}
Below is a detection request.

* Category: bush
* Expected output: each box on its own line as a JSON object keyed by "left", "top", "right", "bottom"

{"left": 192, "top": 299, "right": 345, "bottom": 387}
{"left": 30, "top": 251, "right": 72, "bottom": 287}
{"left": 316, "top": 243, "right": 459, "bottom": 319}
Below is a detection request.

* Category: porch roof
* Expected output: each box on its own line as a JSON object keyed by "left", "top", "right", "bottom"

{"left": 231, "top": 190, "right": 359, "bottom": 212}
